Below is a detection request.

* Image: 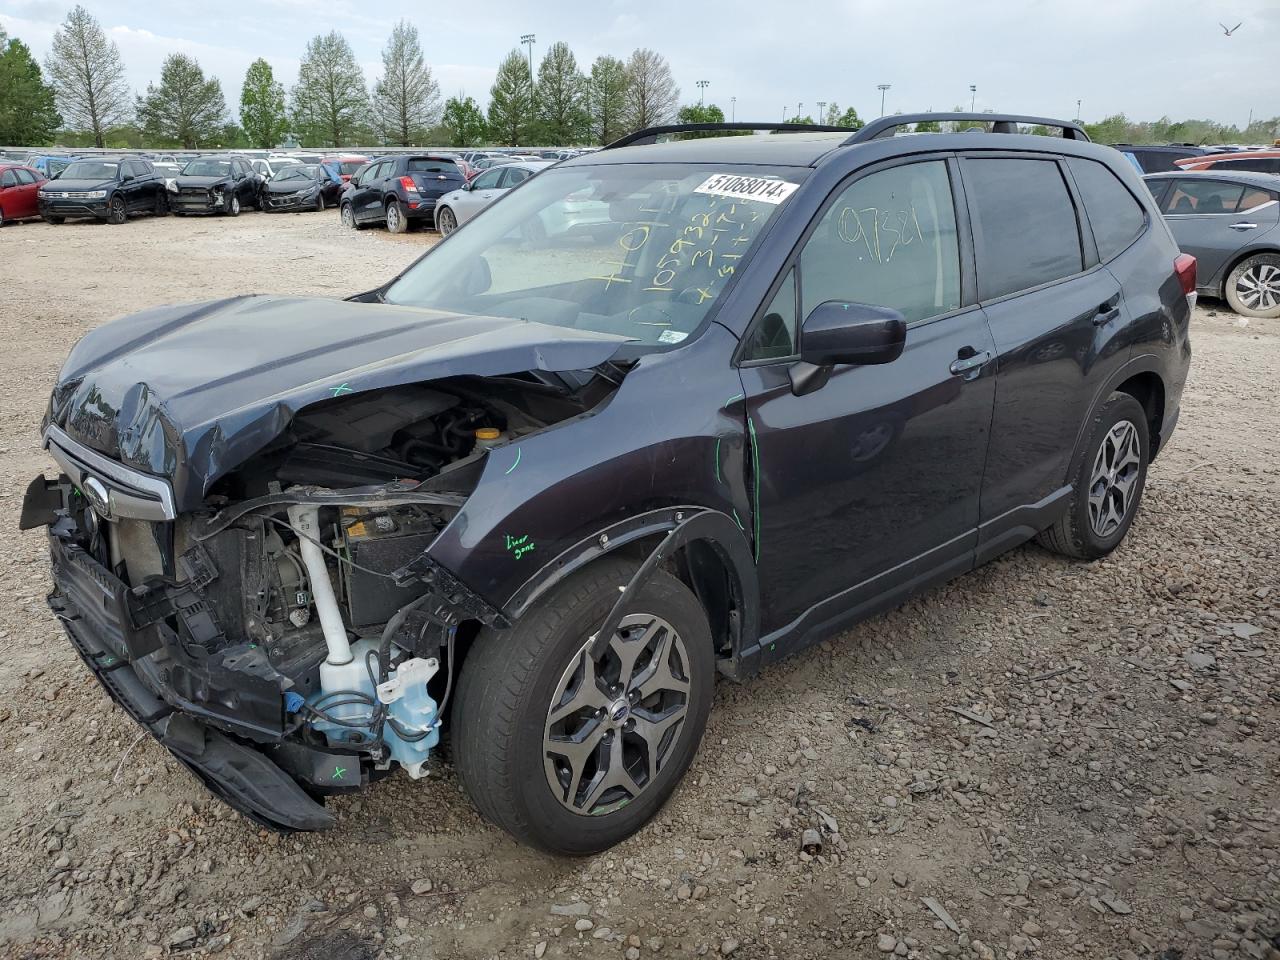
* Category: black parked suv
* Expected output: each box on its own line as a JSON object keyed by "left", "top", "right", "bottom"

{"left": 23, "top": 115, "right": 1194, "bottom": 853}
{"left": 37, "top": 156, "right": 165, "bottom": 224}
{"left": 339, "top": 154, "right": 466, "bottom": 233}
{"left": 168, "top": 155, "right": 261, "bottom": 216}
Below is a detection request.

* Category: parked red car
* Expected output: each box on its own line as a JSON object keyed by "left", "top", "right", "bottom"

{"left": 320, "top": 154, "right": 371, "bottom": 184}
{"left": 0, "top": 164, "right": 47, "bottom": 226}
{"left": 1174, "top": 150, "right": 1280, "bottom": 175}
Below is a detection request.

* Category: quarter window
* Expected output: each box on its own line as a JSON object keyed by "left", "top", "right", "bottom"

{"left": 1066, "top": 158, "right": 1146, "bottom": 261}
{"left": 798, "top": 160, "right": 961, "bottom": 325}
{"left": 963, "top": 158, "right": 1083, "bottom": 301}
{"left": 1241, "top": 188, "right": 1277, "bottom": 211}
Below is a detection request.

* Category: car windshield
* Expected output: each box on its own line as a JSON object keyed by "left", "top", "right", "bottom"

{"left": 182, "top": 159, "right": 231, "bottom": 177}
{"left": 273, "top": 165, "right": 317, "bottom": 182}
{"left": 384, "top": 163, "right": 803, "bottom": 346}
{"left": 60, "top": 160, "right": 118, "bottom": 180}
{"left": 337, "top": 160, "right": 365, "bottom": 175}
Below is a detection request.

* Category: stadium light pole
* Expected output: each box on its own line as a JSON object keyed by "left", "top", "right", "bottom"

{"left": 520, "top": 34, "right": 535, "bottom": 78}
{"left": 877, "top": 84, "right": 891, "bottom": 117}
{"left": 817, "top": 100, "right": 827, "bottom": 124}
{"left": 697, "top": 80, "right": 710, "bottom": 105}
{"left": 969, "top": 84, "right": 976, "bottom": 112}
{"left": 730, "top": 96, "right": 736, "bottom": 121}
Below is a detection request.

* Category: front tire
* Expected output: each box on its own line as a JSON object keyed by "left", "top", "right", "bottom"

{"left": 386, "top": 199, "right": 407, "bottom": 234}
{"left": 1225, "top": 253, "right": 1280, "bottom": 320}
{"left": 437, "top": 206, "right": 457, "bottom": 236}
{"left": 1037, "top": 391, "right": 1149, "bottom": 560}
{"left": 315, "top": 193, "right": 326, "bottom": 212}
{"left": 452, "top": 559, "right": 713, "bottom": 854}
{"left": 341, "top": 202, "right": 359, "bottom": 229}
{"left": 225, "top": 194, "right": 241, "bottom": 217}
{"left": 106, "top": 195, "right": 127, "bottom": 225}
{"left": 43, "top": 214, "right": 65, "bottom": 224}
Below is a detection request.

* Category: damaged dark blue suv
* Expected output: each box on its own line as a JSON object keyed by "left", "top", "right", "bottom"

{"left": 22, "top": 115, "right": 1194, "bottom": 853}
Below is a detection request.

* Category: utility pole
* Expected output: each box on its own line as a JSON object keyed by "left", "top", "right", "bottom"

{"left": 730, "top": 96, "right": 736, "bottom": 121}
{"left": 697, "top": 80, "right": 709, "bottom": 106}
{"left": 817, "top": 101, "right": 827, "bottom": 124}
{"left": 969, "top": 85, "right": 976, "bottom": 112}
{"left": 782, "top": 105, "right": 788, "bottom": 122}
{"left": 877, "top": 84, "right": 891, "bottom": 117}
{"left": 520, "top": 34, "right": 536, "bottom": 80}
{"left": 1076, "top": 98, "right": 1082, "bottom": 123}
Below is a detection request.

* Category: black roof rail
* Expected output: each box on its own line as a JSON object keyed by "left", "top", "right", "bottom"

{"left": 602, "top": 122, "right": 857, "bottom": 150}
{"left": 844, "top": 113, "right": 1091, "bottom": 144}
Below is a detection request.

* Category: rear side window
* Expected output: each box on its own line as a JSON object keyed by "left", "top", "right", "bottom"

{"left": 1161, "top": 180, "right": 1244, "bottom": 215}
{"left": 1067, "top": 158, "right": 1146, "bottom": 261}
{"left": 1241, "top": 187, "right": 1277, "bottom": 211}
{"left": 16, "top": 168, "right": 37, "bottom": 184}
{"left": 502, "top": 167, "right": 532, "bottom": 187}
{"left": 963, "top": 158, "right": 1083, "bottom": 301}
{"left": 1219, "top": 157, "right": 1280, "bottom": 174}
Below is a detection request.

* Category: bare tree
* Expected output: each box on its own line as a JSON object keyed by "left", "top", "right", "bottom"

{"left": 624, "top": 48, "right": 679, "bottom": 132}
{"left": 372, "top": 20, "right": 441, "bottom": 146}
{"left": 43, "top": 5, "right": 131, "bottom": 147}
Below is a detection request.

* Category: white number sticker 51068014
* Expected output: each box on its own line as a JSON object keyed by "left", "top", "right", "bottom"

{"left": 693, "top": 173, "right": 799, "bottom": 205}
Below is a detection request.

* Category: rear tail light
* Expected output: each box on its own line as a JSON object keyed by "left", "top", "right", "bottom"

{"left": 1174, "top": 253, "right": 1197, "bottom": 310}
{"left": 1174, "top": 254, "right": 1197, "bottom": 295}
{"left": 399, "top": 176, "right": 418, "bottom": 194}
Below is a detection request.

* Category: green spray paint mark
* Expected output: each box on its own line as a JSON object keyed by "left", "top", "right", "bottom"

{"left": 731, "top": 507, "right": 744, "bottom": 530}
{"left": 330, "top": 382, "right": 354, "bottom": 397}
{"left": 505, "top": 533, "right": 535, "bottom": 559}
{"left": 504, "top": 447, "right": 522, "bottom": 475}
{"left": 332, "top": 765, "right": 348, "bottom": 780}
{"left": 725, "top": 392, "right": 744, "bottom": 407}
{"left": 747, "top": 415, "right": 761, "bottom": 562}
{"left": 713, "top": 437, "right": 722, "bottom": 484}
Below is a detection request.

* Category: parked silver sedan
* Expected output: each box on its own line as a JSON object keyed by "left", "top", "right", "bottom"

{"left": 434, "top": 160, "right": 551, "bottom": 235}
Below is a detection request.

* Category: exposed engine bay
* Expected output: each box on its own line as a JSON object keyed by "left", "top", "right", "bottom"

{"left": 29, "top": 368, "right": 619, "bottom": 827}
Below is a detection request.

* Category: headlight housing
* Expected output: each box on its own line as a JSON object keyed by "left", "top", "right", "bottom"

{"left": 166, "top": 179, "right": 178, "bottom": 193}
{"left": 86, "top": 190, "right": 107, "bottom": 199}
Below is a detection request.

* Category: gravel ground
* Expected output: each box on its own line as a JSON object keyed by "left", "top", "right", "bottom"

{"left": 0, "top": 211, "right": 1277, "bottom": 960}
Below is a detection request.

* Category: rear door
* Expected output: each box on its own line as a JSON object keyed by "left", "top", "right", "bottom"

{"left": 959, "top": 154, "right": 1132, "bottom": 553}
{"left": 1160, "top": 178, "right": 1274, "bottom": 285}
{"left": 740, "top": 156, "right": 997, "bottom": 632}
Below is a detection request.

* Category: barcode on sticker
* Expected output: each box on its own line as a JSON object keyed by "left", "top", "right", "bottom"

{"left": 694, "top": 174, "right": 798, "bottom": 205}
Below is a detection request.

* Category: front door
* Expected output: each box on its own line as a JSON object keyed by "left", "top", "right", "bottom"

{"left": 739, "top": 158, "right": 996, "bottom": 635}
{"left": 456, "top": 167, "right": 505, "bottom": 224}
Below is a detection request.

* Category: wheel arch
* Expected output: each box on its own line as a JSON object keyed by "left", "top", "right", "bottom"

{"left": 502, "top": 506, "right": 760, "bottom": 680}
{"left": 1215, "top": 244, "right": 1280, "bottom": 299}
{"left": 1113, "top": 370, "right": 1166, "bottom": 457}
{"left": 1070, "top": 356, "right": 1169, "bottom": 473}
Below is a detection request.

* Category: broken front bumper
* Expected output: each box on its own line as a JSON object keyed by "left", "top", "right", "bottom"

{"left": 46, "top": 531, "right": 339, "bottom": 831}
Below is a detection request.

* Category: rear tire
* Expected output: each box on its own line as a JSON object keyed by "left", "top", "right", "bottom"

{"left": 1225, "top": 253, "right": 1280, "bottom": 320}
{"left": 452, "top": 559, "right": 713, "bottom": 854}
{"left": 1036, "top": 391, "right": 1149, "bottom": 560}
{"left": 386, "top": 199, "right": 407, "bottom": 234}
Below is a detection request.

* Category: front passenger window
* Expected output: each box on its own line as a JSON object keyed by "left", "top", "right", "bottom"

{"left": 799, "top": 160, "right": 962, "bottom": 323}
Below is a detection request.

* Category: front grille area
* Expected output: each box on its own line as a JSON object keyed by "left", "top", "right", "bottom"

{"left": 43, "top": 425, "right": 177, "bottom": 521}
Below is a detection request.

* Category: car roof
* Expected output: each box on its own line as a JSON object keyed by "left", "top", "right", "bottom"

{"left": 564, "top": 131, "right": 852, "bottom": 168}
{"left": 1144, "top": 170, "right": 1280, "bottom": 188}
{"left": 1177, "top": 149, "right": 1280, "bottom": 164}
{"left": 509, "top": 160, "right": 554, "bottom": 172}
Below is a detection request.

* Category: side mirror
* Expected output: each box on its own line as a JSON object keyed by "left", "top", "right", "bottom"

{"left": 790, "top": 301, "right": 906, "bottom": 396}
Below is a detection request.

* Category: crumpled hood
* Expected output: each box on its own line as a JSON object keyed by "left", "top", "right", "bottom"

{"left": 48, "top": 295, "right": 629, "bottom": 511}
{"left": 174, "top": 175, "right": 231, "bottom": 189}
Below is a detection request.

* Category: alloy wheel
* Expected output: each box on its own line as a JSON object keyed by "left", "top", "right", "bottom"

{"left": 1236, "top": 262, "right": 1280, "bottom": 313}
{"left": 341, "top": 204, "right": 355, "bottom": 228}
{"left": 1087, "top": 419, "right": 1141, "bottom": 537}
{"left": 543, "top": 614, "right": 691, "bottom": 816}
{"left": 386, "top": 203, "right": 400, "bottom": 231}
{"left": 439, "top": 208, "right": 455, "bottom": 235}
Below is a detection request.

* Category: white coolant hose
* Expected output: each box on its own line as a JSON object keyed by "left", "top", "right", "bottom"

{"left": 286, "top": 503, "right": 353, "bottom": 666}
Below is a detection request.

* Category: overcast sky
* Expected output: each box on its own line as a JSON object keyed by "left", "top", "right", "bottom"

{"left": 1, "top": 0, "right": 1276, "bottom": 131}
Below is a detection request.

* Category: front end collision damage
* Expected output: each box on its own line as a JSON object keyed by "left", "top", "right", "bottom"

{"left": 26, "top": 305, "right": 761, "bottom": 831}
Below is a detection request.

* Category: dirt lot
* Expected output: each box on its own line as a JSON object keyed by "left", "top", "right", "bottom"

{"left": 0, "top": 211, "right": 1277, "bottom": 960}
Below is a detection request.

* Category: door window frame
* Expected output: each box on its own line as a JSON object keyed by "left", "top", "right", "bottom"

{"left": 1061, "top": 156, "right": 1151, "bottom": 265}
{"left": 954, "top": 150, "right": 1098, "bottom": 307}
{"left": 736, "top": 152, "right": 976, "bottom": 368}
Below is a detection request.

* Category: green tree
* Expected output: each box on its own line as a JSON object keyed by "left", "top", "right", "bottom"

{"left": 1083, "top": 113, "right": 1132, "bottom": 144}
{"left": 291, "top": 31, "right": 369, "bottom": 147}
{"left": 676, "top": 103, "right": 734, "bottom": 137}
{"left": 136, "top": 53, "right": 227, "bottom": 148}
{"left": 441, "top": 95, "right": 487, "bottom": 146}
{"left": 834, "top": 105, "right": 863, "bottom": 130}
{"left": 239, "top": 58, "right": 287, "bottom": 148}
{"left": 372, "top": 20, "right": 441, "bottom": 146}
{"left": 535, "top": 41, "right": 588, "bottom": 145}
{"left": 487, "top": 49, "right": 535, "bottom": 145}
{"left": 43, "top": 5, "right": 131, "bottom": 147}
{"left": 624, "top": 48, "right": 679, "bottom": 132}
{"left": 785, "top": 115, "right": 815, "bottom": 125}
{"left": 914, "top": 117, "right": 941, "bottom": 132}
{"left": 0, "top": 28, "right": 62, "bottom": 145}
{"left": 587, "top": 55, "right": 629, "bottom": 145}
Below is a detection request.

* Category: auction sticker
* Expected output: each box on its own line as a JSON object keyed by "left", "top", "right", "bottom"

{"left": 694, "top": 173, "right": 798, "bottom": 205}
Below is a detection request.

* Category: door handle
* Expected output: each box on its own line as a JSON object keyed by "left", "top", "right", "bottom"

{"left": 1229, "top": 222, "right": 1258, "bottom": 231}
{"left": 1093, "top": 296, "right": 1121, "bottom": 326}
{"left": 949, "top": 350, "right": 991, "bottom": 377}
